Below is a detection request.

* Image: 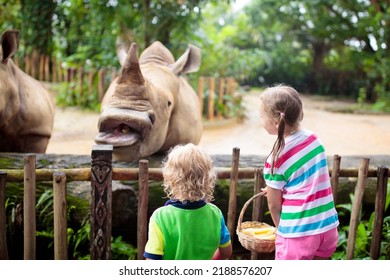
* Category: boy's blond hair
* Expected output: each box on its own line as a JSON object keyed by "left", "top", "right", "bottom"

{"left": 162, "top": 143, "right": 216, "bottom": 203}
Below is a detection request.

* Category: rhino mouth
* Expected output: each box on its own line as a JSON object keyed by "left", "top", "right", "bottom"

{"left": 95, "top": 108, "right": 154, "bottom": 147}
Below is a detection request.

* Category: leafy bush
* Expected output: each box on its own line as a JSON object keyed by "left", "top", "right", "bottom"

{"left": 333, "top": 184, "right": 390, "bottom": 260}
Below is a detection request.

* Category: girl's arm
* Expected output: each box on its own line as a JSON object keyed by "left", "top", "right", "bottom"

{"left": 266, "top": 187, "right": 282, "bottom": 228}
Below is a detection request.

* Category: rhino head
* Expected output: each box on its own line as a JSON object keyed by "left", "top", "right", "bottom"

{"left": 95, "top": 42, "right": 202, "bottom": 162}
{"left": 0, "top": 30, "right": 54, "bottom": 153}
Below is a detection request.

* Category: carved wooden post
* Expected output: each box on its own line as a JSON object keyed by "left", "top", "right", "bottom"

{"left": 90, "top": 145, "right": 113, "bottom": 260}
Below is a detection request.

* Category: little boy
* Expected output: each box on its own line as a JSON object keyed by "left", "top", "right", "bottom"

{"left": 143, "top": 143, "right": 232, "bottom": 260}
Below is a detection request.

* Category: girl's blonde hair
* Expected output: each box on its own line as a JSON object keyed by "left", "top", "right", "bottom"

{"left": 162, "top": 143, "right": 216, "bottom": 203}
{"left": 260, "top": 85, "right": 303, "bottom": 175}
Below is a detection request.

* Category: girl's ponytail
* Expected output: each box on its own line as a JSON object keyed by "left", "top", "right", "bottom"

{"left": 270, "top": 112, "right": 286, "bottom": 175}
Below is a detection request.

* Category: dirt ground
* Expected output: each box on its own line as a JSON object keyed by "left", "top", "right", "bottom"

{"left": 46, "top": 91, "right": 390, "bottom": 157}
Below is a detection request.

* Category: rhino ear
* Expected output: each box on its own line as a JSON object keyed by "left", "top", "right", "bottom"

{"left": 117, "top": 43, "right": 145, "bottom": 85}
{"left": 169, "top": 44, "right": 201, "bottom": 75}
{"left": 1, "top": 30, "right": 19, "bottom": 63}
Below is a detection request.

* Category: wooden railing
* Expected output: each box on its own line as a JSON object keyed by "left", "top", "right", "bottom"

{"left": 0, "top": 147, "right": 388, "bottom": 260}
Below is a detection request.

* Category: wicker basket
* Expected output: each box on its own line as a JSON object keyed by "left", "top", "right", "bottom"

{"left": 236, "top": 192, "right": 276, "bottom": 253}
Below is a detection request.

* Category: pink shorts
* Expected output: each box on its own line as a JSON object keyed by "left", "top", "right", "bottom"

{"left": 275, "top": 228, "right": 338, "bottom": 260}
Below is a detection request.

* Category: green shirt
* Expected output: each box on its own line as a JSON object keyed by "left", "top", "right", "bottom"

{"left": 143, "top": 200, "right": 231, "bottom": 260}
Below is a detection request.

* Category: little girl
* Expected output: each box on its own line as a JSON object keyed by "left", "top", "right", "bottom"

{"left": 259, "top": 85, "right": 339, "bottom": 260}
{"left": 143, "top": 143, "right": 232, "bottom": 260}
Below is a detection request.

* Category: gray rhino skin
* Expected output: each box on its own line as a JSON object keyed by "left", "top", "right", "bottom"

{"left": 0, "top": 30, "right": 54, "bottom": 153}
{"left": 95, "top": 41, "right": 202, "bottom": 162}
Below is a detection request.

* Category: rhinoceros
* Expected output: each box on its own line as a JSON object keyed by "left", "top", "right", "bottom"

{"left": 0, "top": 30, "right": 54, "bottom": 153}
{"left": 95, "top": 41, "right": 203, "bottom": 162}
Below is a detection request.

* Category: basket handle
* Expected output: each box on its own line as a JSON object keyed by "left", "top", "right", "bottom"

{"left": 236, "top": 191, "right": 266, "bottom": 232}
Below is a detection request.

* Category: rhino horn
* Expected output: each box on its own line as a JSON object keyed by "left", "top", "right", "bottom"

{"left": 117, "top": 43, "right": 145, "bottom": 85}
{"left": 1, "top": 30, "right": 19, "bottom": 63}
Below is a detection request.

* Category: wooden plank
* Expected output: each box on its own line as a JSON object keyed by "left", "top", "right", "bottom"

{"left": 346, "top": 158, "right": 369, "bottom": 260}
{"left": 370, "top": 166, "right": 388, "bottom": 259}
{"left": 24, "top": 154, "right": 36, "bottom": 260}
{"left": 0, "top": 172, "right": 8, "bottom": 260}
{"left": 53, "top": 171, "right": 67, "bottom": 260}
{"left": 90, "top": 145, "right": 113, "bottom": 260}
{"left": 137, "top": 160, "right": 149, "bottom": 260}
{"left": 0, "top": 167, "right": 259, "bottom": 182}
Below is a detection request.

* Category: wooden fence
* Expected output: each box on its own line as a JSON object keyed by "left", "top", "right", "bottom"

{"left": 0, "top": 146, "right": 388, "bottom": 260}
{"left": 13, "top": 54, "right": 238, "bottom": 120}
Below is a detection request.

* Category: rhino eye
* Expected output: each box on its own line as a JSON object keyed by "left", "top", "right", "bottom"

{"left": 167, "top": 101, "right": 172, "bottom": 107}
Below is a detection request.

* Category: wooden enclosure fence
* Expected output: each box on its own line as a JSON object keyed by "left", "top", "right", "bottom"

{"left": 14, "top": 54, "right": 238, "bottom": 120}
{"left": 0, "top": 147, "right": 388, "bottom": 260}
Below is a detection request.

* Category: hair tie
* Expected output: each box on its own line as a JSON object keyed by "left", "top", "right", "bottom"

{"left": 280, "top": 112, "right": 285, "bottom": 118}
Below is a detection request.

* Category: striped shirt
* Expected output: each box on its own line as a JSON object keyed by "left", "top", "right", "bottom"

{"left": 263, "top": 129, "right": 339, "bottom": 238}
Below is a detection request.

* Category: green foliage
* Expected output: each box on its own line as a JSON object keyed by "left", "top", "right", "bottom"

{"left": 4, "top": 187, "right": 136, "bottom": 260}
{"left": 333, "top": 183, "right": 390, "bottom": 260}
{"left": 54, "top": 78, "right": 102, "bottom": 112}
{"left": 2, "top": 0, "right": 390, "bottom": 112}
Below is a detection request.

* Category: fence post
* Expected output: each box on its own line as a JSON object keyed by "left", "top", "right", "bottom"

{"left": 53, "top": 171, "right": 67, "bottom": 260}
{"left": 252, "top": 168, "right": 264, "bottom": 222}
{"left": 90, "top": 145, "right": 113, "bottom": 260}
{"left": 346, "top": 157, "right": 369, "bottom": 260}
{"left": 208, "top": 77, "right": 215, "bottom": 120}
{"left": 39, "top": 54, "right": 44, "bottom": 81}
{"left": 198, "top": 77, "right": 204, "bottom": 117}
{"left": 44, "top": 55, "right": 50, "bottom": 81}
{"left": 137, "top": 160, "right": 149, "bottom": 260}
{"left": 78, "top": 66, "right": 84, "bottom": 106}
{"left": 24, "top": 154, "right": 36, "bottom": 260}
{"left": 98, "top": 68, "right": 105, "bottom": 102}
{"left": 251, "top": 168, "right": 264, "bottom": 260}
{"left": 227, "top": 147, "right": 240, "bottom": 249}
{"left": 57, "top": 62, "right": 63, "bottom": 82}
{"left": 331, "top": 154, "right": 341, "bottom": 204}
{"left": 0, "top": 172, "right": 8, "bottom": 260}
{"left": 370, "top": 166, "right": 389, "bottom": 260}
{"left": 217, "top": 77, "right": 225, "bottom": 119}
